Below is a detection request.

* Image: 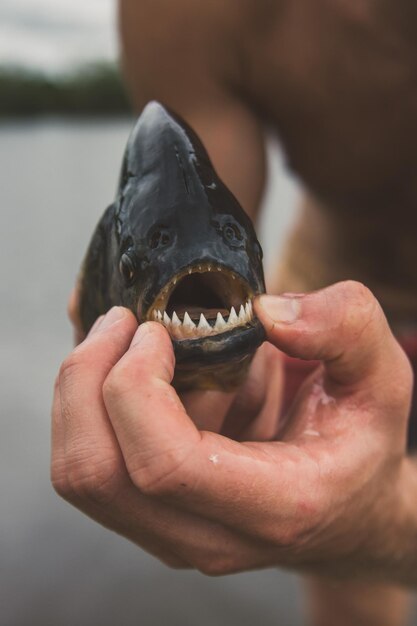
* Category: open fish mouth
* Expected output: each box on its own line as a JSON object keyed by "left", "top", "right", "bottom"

{"left": 146, "top": 263, "right": 257, "bottom": 342}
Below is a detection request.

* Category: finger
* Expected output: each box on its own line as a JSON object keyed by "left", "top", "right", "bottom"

{"left": 254, "top": 281, "right": 411, "bottom": 392}
{"left": 104, "top": 322, "right": 317, "bottom": 540}
{"left": 57, "top": 372, "right": 272, "bottom": 572}
{"left": 222, "top": 342, "right": 283, "bottom": 441}
{"left": 55, "top": 314, "right": 273, "bottom": 571}
{"left": 107, "top": 490, "right": 274, "bottom": 575}
{"left": 59, "top": 307, "right": 138, "bottom": 454}
{"left": 54, "top": 307, "right": 194, "bottom": 567}
{"left": 181, "top": 389, "right": 236, "bottom": 432}
{"left": 103, "top": 322, "right": 201, "bottom": 483}
{"left": 51, "top": 376, "right": 68, "bottom": 495}
{"left": 55, "top": 307, "right": 138, "bottom": 507}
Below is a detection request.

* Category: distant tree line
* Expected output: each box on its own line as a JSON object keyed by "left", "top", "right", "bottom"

{"left": 0, "top": 63, "right": 132, "bottom": 117}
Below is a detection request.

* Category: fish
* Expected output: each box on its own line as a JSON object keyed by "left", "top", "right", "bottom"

{"left": 78, "top": 101, "right": 266, "bottom": 390}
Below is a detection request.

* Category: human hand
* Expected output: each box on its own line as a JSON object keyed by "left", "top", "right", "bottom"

{"left": 180, "top": 340, "right": 283, "bottom": 437}
{"left": 52, "top": 281, "right": 414, "bottom": 581}
{"left": 67, "top": 277, "right": 284, "bottom": 436}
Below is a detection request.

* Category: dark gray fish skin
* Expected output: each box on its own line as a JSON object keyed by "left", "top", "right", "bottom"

{"left": 79, "top": 101, "right": 266, "bottom": 390}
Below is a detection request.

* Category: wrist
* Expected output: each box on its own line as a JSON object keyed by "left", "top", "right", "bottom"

{"left": 391, "top": 456, "right": 417, "bottom": 587}
{"left": 328, "top": 457, "right": 417, "bottom": 587}
{"left": 366, "top": 456, "right": 417, "bottom": 588}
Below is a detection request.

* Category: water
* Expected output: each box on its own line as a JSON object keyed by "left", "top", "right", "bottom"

{"left": 0, "top": 119, "right": 408, "bottom": 626}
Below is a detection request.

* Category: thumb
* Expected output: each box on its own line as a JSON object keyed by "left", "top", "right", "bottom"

{"left": 254, "top": 281, "right": 411, "bottom": 391}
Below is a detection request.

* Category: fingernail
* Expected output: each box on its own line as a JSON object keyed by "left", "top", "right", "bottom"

{"left": 100, "top": 306, "right": 127, "bottom": 330}
{"left": 258, "top": 295, "right": 301, "bottom": 324}
{"left": 131, "top": 321, "right": 154, "bottom": 347}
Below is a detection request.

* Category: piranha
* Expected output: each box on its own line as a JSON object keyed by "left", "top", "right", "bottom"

{"left": 78, "top": 101, "right": 266, "bottom": 390}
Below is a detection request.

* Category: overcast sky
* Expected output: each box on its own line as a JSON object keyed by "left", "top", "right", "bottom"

{"left": 0, "top": 0, "right": 117, "bottom": 72}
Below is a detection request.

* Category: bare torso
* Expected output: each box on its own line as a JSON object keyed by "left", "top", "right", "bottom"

{"left": 243, "top": 1, "right": 417, "bottom": 329}
{"left": 119, "top": 0, "right": 417, "bottom": 330}
{"left": 117, "top": 1, "right": 417, "bottom": 621}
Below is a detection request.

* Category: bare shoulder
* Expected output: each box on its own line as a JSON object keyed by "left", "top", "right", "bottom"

{"left": 242, "top": 0, "right": 417, "bottom": 211}
{"left": 119, "top": 0, "right": 417, "bottom": 211}
{"left": 119, "top": 0, "right": 252, "bottom": 107}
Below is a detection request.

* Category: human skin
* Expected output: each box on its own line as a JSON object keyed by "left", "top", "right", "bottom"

{"left": 119, "top": 0, "right": 417, "bottom": 328}
{"left": 63, "top": 1, "right": 417, "bottom": 623}
{"left": 54, "top": 284, "right": 417, "bottom": 595}
{"left": 116, "top": 2, "right": 417, "bottom": 623}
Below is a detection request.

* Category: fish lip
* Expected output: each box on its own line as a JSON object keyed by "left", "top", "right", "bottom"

{"left": 173, "top": 319, "right": 266, "bottom": 366}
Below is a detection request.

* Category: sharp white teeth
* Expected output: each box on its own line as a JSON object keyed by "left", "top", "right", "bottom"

{"left": 214, "top": 312, "right": 226, "bottom": 330}
{"left": 154, "top": 298, "right": 254, "bottom": 340}
{"left": 183, "top": 312, "right": 196, "bottom": 331}
{"left": 169, "top": 311, "right": 183, "bottom": 339}
{"left": 228, "top": 306, "right": 238, "bottom": 326}
{"left": 198, "top": 313, "right": 211, "bottom": 334}
{"left": 171, "top": 311, "right": 181, "bottom": 327}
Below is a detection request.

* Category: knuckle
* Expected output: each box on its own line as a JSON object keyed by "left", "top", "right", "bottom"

{"left": 130, "top": 464, "right": 177, "bottom": 497}
{"left": 383, "top": 342, "right": 414, "bottom": 411}
{"left": 341, "top": 279, "right": 373, "bottom": 301}
{"left": 102, "top": 370, "right": 120, "bottom": 402}
{"left": 129, "top": 448, "right": 191, "bottom": 497}
{"left": 195, "top": 556, "right": 237, "bottom": 577}
{"left": 59, "top": 350, "right": 85, "bottom": 386}
{"left": 66, "top": 450, "right": 123, "bottom": 504}
{"left": 340, "top": 280, "right": 379, "bottom": 328}
{"left": 402, "top": 354, "right": 414, "bottom": 397}
{"left": 339, "top": 280, "right": 373, "bottom": 304}
{"left": 51, "top": 463, "right": 72, "bottom": 500}
{"left": 266, "top": 517, "right": 319, "bottom": 552}
{"left": 267, "top": 493, "right": 323, "bottom": 550}
{"left": 159, "top": 556, "right": 191, "bottom": 570}
{"left": 103, "top": 363, "right": 137, "bottom": 403}
{"left": 331, "top": 281, "right": 385, "bottom": 355}
{"left": 271, "top": 522, "right": 309, "bottom": 549}
{"left": 396, "top": 344, "right": 414, "bottom": 390}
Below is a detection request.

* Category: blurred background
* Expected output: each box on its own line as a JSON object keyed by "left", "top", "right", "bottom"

{"left": 1, "top": 2, "right": 413, "bottom": 625}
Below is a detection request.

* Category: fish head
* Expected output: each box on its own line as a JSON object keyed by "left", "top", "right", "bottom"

{"left": 85, "top": 102, "right": 266, "bottom": 389}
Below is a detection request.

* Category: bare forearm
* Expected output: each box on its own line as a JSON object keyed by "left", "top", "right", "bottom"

{"left": 305, "top": 578, "right": 411, "bottom": 626}
{"left": 326, "top": 457, "right": 417, "bottom": 588}
{"left": 390, "top": 457, "right": 417, "bottom": 587}
{"left": 304, "top": 460, "right": 417, "bottom": 626}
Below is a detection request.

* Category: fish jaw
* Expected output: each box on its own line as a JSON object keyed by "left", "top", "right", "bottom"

{"left": 140, "top": 261, "right": 265, "bottom": 386}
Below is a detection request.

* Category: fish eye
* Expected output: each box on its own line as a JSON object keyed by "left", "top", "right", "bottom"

{"left": 223, "top": 222, "right": 243, "bottom": 245}
{"left": 149, "top": 227, "right": 171, "bottom": 249}
{"left": 119, "top": 253, "right": 136, "bottom": 285}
